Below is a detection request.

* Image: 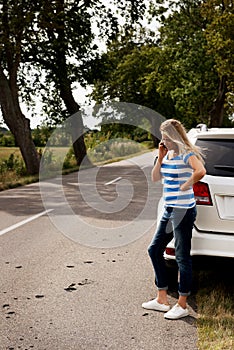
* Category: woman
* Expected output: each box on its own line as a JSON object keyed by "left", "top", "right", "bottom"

{"left": 142, "top": 119, "right": 206, "bottom": 319}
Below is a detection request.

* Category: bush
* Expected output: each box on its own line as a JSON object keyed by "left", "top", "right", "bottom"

{"left": 88, "top": 138, "right": 144, "bottom": 163}
{"left": 0, "top": 153, "right": 27, "bottom": 188}
{"left": 0, "top": 153, "right": 26, "bottom": 176}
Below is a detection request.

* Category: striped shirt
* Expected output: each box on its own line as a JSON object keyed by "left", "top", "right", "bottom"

{"left": 160, "top": 151, "right": 196, "bottom": 208}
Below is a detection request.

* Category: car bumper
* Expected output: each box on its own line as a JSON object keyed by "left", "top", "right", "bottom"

{"left": 164, "top": 227, "right": 234, "bottom": 260}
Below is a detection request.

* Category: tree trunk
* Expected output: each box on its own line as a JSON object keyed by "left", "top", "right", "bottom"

{"left": 0, "top": 66, "right": 39, "bottom": 175}
{"left": 208, "top": 75, "right": 227, "bottom": 127}
{"left": 146, "top": 110, "right": 163, "bottom": 148}
{"left": 53, "top": 0, "right": 91, "bottom": 168}
{"left": 58, "top": 83, "right": 92, "bottom": 167}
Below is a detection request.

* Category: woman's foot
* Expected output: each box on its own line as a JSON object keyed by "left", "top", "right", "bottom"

{"left": 142, "top": 299, "right": 170, "bottom": 312}
{"left": 164, "top": 303, "right": 189, "bottom": 319}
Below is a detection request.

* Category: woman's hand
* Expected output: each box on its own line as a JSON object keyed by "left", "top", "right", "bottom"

{"left": 180, "top": 183, "right": 191, "bottom": 191}
{"left": 158, "top": 142, "right": 168, "bottom": 160}
{"left": 152, "top": 142, "right": 168, "bottom": 182}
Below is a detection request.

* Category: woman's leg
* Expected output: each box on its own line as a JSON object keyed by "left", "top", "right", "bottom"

{"left": 172, "top": 207, "right": 197, "bottom": 304}
{"left": 163, "top": 207, "right": 197, "bottom": 319}
{"left": 148, "top": 207, "right": 173, "bottom": 303}
{"left": 178, "top": 295, "right": 188, "bottom": 309}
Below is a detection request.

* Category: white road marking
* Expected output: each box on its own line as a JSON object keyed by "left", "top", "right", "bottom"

{"left": 105, "top": 165, "right": 149, "bottom": 186}
{"left": 140, "top": 165, "right": 149, "bottom": 170}
{"left": 105, "top": 177, "right": 122, "bottom": 186}
{"left": 0, "top": 209, "right": 54, "bottom": 236}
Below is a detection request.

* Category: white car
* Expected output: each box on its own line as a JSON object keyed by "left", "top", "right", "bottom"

{"left": 162, "top": 125, "right": 234, "bottom": 261}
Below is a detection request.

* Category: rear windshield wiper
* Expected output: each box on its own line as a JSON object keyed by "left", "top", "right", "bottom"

{"left": 214, "top": 165, "right": 234, "bottom": 172}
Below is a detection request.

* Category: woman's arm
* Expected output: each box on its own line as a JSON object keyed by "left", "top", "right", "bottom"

{"left": 180, "top": 155, "right": 206, "bottom": 191}
{"left": 151, "top": 158, "right": 163, "bottom": 182}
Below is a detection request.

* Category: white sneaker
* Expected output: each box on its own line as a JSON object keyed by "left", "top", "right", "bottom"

{"left": 142, "top": 299, "right": 170, "bottom": 312}
{"left": 164, "top": 303, "right": 189, "bottom": 319}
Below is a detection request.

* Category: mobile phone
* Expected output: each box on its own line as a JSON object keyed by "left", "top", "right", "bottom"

{"left": 160, "top": 142, "right": 167, "bottom": 149}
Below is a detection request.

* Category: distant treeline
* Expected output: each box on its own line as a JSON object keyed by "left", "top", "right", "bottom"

{"left": 0, "top": 124, "right": 152, "bottom": 148}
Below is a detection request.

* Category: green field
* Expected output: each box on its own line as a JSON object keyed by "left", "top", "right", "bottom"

{"left": 0, "top": 147, "right": 22, "bottom": 160}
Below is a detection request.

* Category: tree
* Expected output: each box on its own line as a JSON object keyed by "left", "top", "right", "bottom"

{"left": 92, "top": 0, "right": 233, "bottom": 129}
{"left": 90, "top": 35, "right": 167, "bottom": 110}
{"left": 90, "top": 33, "right": 175, "bottom": 145}
{"left": 31, "top": 0, "right": 95, "bottom": 166}
{"left": 148, "top": 0, "right": 220, "bottom": 127}
{"left": 24, "top": 0, "right": 147, "bottom": 166}
{"left": 149, "top": 0, "right": 233, "bottom": 127}
{"left": 0, "top": 0, "right": 40, "bottom": 175}
{"left": 0, "top": 0, "right": 147, "bottom": 173}
{"left": 201, "top": 0, "right": 234, "bottom": 125}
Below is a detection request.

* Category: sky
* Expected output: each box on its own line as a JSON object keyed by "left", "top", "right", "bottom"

{"left": 27, "top": 84, "right": 94, "bottom": 129}
{"left": 0, "top": 83, "right": 95, "bottom": 130}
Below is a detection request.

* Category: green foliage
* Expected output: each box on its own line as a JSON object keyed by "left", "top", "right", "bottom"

{"left": 16, "top": 0, "right": 147, "bottom": 123}
{"left": 201, "top": 0, "right": 234, "bottom": 115}
{"left": 0, "top": 153, "right": 26, "bottom": 177}
{"left": 91, "top": 0, "right": 233, "bottom": 128}
{"left": 100, "top": 123, "right": 150, "bottom": 141}
{"left": 88, "top": 138, "right": 145, "bottom": 163}
{"left": 91, "top": 34, "right": 175, "bottom": 117}
{"left": 63, "top": 148, "right": 76, "bottom": 169}
{"left": 84, "top": 123, "right": 152, "bottom": 163}
{"left": 0, "top": 131, "right": 16, "bottom": 147}
{"left": 84, "top": 124, "right": 151, "bottom": 152}
{"left": 149, "top": 0, "right": 234, "bottom": 126}
{"left": 32, "top": 126, "right": 55, "bottom": 147}
{"left": 158, "top": 7, "right": 219, "bottom": 126}
{"left": 0, "top": 0, "right": 148, "bottom": 125}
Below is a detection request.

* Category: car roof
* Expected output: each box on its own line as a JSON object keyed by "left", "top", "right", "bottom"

{"left": 188, "top": 126, "right": 234, "bottom": 140}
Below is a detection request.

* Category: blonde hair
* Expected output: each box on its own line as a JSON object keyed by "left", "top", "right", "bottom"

{"left": 160, "top": 119, "right": 204, "bottom": 163}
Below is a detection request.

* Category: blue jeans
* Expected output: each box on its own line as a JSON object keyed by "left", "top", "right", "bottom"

{"left": 148, "top": 206, "right": 197, "bottom": 296}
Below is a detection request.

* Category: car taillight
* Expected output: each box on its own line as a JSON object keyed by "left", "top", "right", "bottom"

{"left": 193, "top": 181, "right": 213, "bottom": 205}
{"left": 165, "top": 248, "right": 175, "bottom": 256}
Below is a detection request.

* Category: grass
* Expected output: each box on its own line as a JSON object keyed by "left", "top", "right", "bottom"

{"left": 0, "top": 147, "right": 32, "bottom": 190}
{"left": 198, "top": 316, "right": 234, "bottom": 350}
{"left": 0, "top": 147, "right": 22, "bottom": 159}
{"left": 194, "top": 258, "right": 234, "bottom": 349}
{"left": 0, "top": 147, "right": 71, "bottom": 191}
{"left": 197, "top": 291, "right": 234, "bottom": 350}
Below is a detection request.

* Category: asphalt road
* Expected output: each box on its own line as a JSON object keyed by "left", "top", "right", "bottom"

{"left": 0, "top": 151, "right": 197, "bottom": 350}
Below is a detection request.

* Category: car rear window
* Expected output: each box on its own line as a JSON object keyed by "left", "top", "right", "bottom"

{"left": 195, "top": 138, "right": 234, "bottom": 177}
